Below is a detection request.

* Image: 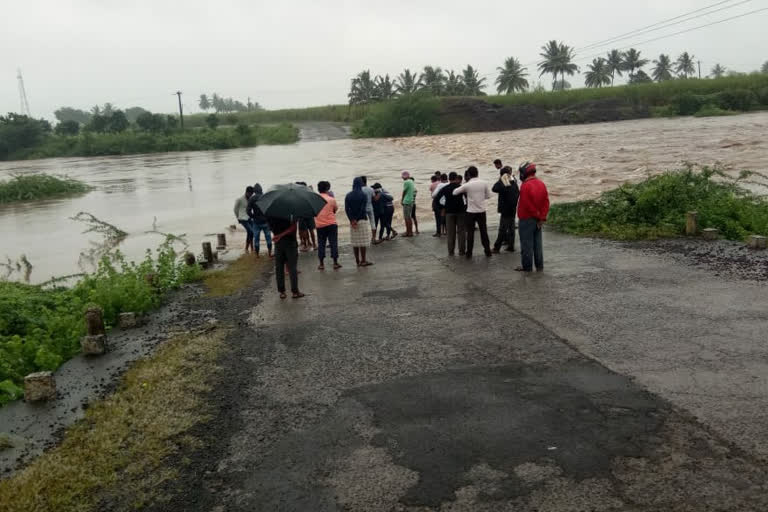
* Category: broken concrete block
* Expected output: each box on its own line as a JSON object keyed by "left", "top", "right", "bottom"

{"left": 119, "top": 312, "right": 139, "bottom": 329}
{"left": 81, "top": 334, "right": 107, "bottom": 355}
{"left": 748, "top": 235, "right": 766, "bottom": 250}
{"left": 702, "top": 228, "right": 719, "bottom": 240}
{"left": 24, "top": 372, "right": 56, "bottom": 402}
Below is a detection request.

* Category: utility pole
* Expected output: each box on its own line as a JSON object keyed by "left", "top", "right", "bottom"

{"left": 175, "top": 91, "right": 184, "bottom": 130}
{"left": 17, "top": 68, "right": 31, "bottom": 116}
{"left": 697, "top": 61, "right": 701, "bottom": 79}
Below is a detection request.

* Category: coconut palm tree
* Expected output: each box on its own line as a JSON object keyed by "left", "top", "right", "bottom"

{"left": 762, "top": 61, "right": 768, "bottom": 74}
{"left": 710, "top": 63, "right": 726, "bottom": 79}
{"left": 605, "top": 49, "right": 624, "bottom": 86}
{"left": 422, "top": 66, "right": 446, "bottom": 96}
{"left": 444, "top": 70, "right": 464, "bottom": 96}
{"left": 584, "top": 58, "right": 611, "bottom": 88}
{"left": 676, "top": 52, "right": 696, "bottom": 79}
{"left": 461, "top": 65, "right": 487, "bottom": 96}
{"left": 622, "top": 48, "right": 649, "bottom": 81}
{"left": 538, "top": 40, "right": 578, "bottom": 91}
{"left": 396, "top": 69, "right": 422, "bottom": 95}
{"left": 495, "top": 56, "right": 529, "bottom": 94}
{"left": 348, "top": 70, "right": 376, "bottom": 105}
{"left": 651, "top": 54, "right": 674, "bottom": 82}
{"left": 199, "top": 94, "right": 211, "bottom": 111}
{"left": 374, "top": 74, "right": 395, "bottom": 101}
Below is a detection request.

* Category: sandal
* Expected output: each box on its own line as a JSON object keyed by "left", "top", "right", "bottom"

{"left": 333, "top": 263, "right": 342, "bottom": 270}
{"left": 318, "top": 264, "right": 325, "bottom": 271}
{"left": 361, "top": 261, "right": 374, "bottom": 267}
{"left": 280, "top": 292, "right": 287, "bottom": 299}
{"left": 292, "top": 292, "right": 305, "bottom": 299}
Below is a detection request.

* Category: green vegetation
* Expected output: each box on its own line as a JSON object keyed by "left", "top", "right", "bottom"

{"left": 0, "top": 174, "right": 91, "bottom": 204}
{"left": 185, "top": 104, "right": 366, "bottom": 128}
{"left": 548, "top": 167, "right": 768, "bottom": 241}
{"left": 353, "top": 94, "right": 440, "bottom": 137}
{"left": 0, "top": 242, "right": 201, "bottom": 405}
{"left": 204, "top": 254, "right": 269, "bottom": 297}
{"left": 0, "top": 327, "right": 228, "bottom": 511}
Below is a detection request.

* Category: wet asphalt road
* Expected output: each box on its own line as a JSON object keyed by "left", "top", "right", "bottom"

{"left": 202, "top": 228, "right": 768, "bottom": 511}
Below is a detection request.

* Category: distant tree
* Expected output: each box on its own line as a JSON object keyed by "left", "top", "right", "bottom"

{"left": 90, "top": 105, "right": 101, "bottom": 116}
{"left": 211, "top": 93, "right": 223, "bottom": 112}
{"left": 225, "top": 113, "right": 238, "bottom": 125}
{"left": 461, "top": 65, "right": 486, "bottom": 96}
{"left": 629, "top": 70, "right": 653, "bottom": 84}
{"left": 652, "top": 54, "right": 674, "bottom": 82}
{"left": 710, "top": 63, "right": 727, "bottom": 79}
{"left": 199, "top": 94, "right": 211, "bottom": 111}
{"left": 676, "top": 52, "right": 696, "bottom": 79}
{"left": 102, "top": 103, "right": 115, "bottom": 117}
{"left": 0, "top": 114, "right": 52, "bottom": 159}
{"left": 348, "top": 70, "right": 376, "bottom": 105}
{"left": 605, "top": 49, "right": 624, "bottom": 86}
{"left": 124, "top": 107, "right": 150, "bottom": 123}
{"left": 421, "top": 66, "right": 446, "bottom": 96}
{"left": 495, "top": 56, "right": 529, "bottom": 94}
{"left": 205, "top": 113, "right": 220, "bottom": 130}
{"left": 235, "top": 123, "right": 251, "bottom": 137}
{"left": 232, "top": 100, "right": 248, "bottom": 112}
{"left": 86, "top": 114, "right": 108, "bottom": 133}
{"left": 443, "top": 70, "right": 463, "bottom": 96}
{"left": 584, "top": 58, "right": 611, "bottom": 88}
{"left": 762, "top": 61, "right": 768, "bottom": 74}
{"left": 622, "top": 48, "right": 649, "bottom": 81}
{"left": 552, "top": 80, "right": 572, "bottom": 91}
{"left": 538, "top": 40, "right": 578, "bottom": 91}
{"left": 396, "top": 69, "right": 422, "bottom": 95}
{"left": 166, "top": 115, "right": 179, "bottom": 130}
{"left": 54, "top": 107, "right": 91, "bottom": 125}
{"left": 107, "top": 110, "right": 129, "bottom": 133}
{"left": 55, "top": 120, "right": 80, "bottom": 136}
{"left": 136, "top": 112, "right": 166, "bottom": 133}
{"left": 374, "top": 74, "right": 396, "bottom": 101}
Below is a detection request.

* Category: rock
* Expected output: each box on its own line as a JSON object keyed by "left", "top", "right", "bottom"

{"left": 748, "top": 235, "right": 766, "bottom": 250}
{"left": 81, "top": 334, "right": 108, "bottom": 355}
{"left": 184, "top": 252, "right": 196, "bottom": 266}
{"left": 119, "top": 312, "right": 139, "bottom": 329}
{"left": 24, "top": 372, "right": 56, "bottom": 402}
{"left": 702, "top": 228, "right": 719, "bottom": 241}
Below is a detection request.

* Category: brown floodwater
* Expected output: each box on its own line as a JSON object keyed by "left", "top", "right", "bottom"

{"left": 2, "top": 114, "right": 768, "bottom": 283}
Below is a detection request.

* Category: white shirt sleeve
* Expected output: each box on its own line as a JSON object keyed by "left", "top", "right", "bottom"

{"left": 453, "top": 184, "right": 466, "bottom": 196}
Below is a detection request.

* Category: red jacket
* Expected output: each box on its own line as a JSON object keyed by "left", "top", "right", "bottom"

{"left": 517, "top": 177, "right": 550, "bottom": 221}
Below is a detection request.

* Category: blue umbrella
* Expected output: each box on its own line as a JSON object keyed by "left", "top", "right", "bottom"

{"left": 255, "top": 183, "right": 327, "bottom": 221}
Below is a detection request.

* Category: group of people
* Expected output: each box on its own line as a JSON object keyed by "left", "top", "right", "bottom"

{"left": 233, "top": 158, "right": 550, "bottom": 299}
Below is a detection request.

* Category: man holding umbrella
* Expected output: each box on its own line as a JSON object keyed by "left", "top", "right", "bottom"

{"left": 256, "top": 183, "right": 327, "bottom": 299}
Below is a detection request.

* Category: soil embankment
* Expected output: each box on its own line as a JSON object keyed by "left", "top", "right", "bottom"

{"left": 436, "top": 97, "right": 650, "bottom": 134}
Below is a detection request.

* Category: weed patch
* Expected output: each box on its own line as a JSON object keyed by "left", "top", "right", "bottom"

{"left": 0, "top": 174, "right": 91, "bottom": 204}
{"left": 204, "top": 254, "right": 269, "bottom": 297}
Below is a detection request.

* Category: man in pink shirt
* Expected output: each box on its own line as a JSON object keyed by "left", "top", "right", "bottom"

{"left": 315, "top": 180, "right": 342, "bottom": 270}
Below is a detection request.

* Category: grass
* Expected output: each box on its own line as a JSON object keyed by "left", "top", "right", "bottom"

{"left": 0, "top": 434, "right": 12, "bottom": 451}
{"left": 6, "top": 123, "right": 299, "bottom": 161}
{"left": 0, "top": 174, "right": 91, "bottom": 204}
{"left": 693, "top": 105, "right": 739, "bottom": 117}
{"left": 203, "top": 254, "right": 270, "bottom": 297}
{"left": 548, "top": 166, "right": 768, "bottom": 241}
{"left": 0, "top": 326, "right": 229, "bottom": 511}
{"left": 184, "top": 104, "right": 367, "bottom": 128}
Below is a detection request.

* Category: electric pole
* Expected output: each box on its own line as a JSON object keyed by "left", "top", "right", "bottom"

{"left": 17, "top": 68, "right": 31, "bottom": 116}
{"left": 697, "top": 61, "right": 701, "bottom": 79}
{"left": 175, "top": 91, "right": 184, "bottom": 130}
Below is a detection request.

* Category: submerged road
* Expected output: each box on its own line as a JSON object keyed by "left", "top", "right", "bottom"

{"left": 205, "top": 229, "right": 767, "bottom": 511}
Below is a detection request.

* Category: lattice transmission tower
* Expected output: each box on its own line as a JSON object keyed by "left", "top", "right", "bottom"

{"left": 17, "top": 68, "right": 31, "bottom": 116}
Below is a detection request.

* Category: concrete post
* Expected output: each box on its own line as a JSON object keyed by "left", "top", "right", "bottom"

{"left": 702, "top": 228, "right": 719, "bottom": 240}
{"left": 119, "top": 312, "right": 138, "bottom": 329}
{"left": 82, "top": 306, "right": 107, "bottom": 355}
{"left": 24, "top": 372, "right": 56, "bottom": 402}
{"left": 184, "top": 252, "right": 196, "bottom": 266}
{"left": 216, "top": 233, "right": 227, "bottom": 250}
{"left": 748, "top": 235, "right": 767, "bottom": 250}
{"left": 686, "top": 212, "right": 698, "bottom": 236}
{"left": 202, "top": 242, "right": 213, "bottom": 263}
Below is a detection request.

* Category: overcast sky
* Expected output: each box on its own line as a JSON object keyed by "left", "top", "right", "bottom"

{"left": 2, "top": 0, "right": 767, "bottom": 120}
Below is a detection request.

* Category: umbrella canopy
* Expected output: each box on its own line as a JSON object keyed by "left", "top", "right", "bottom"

{"left": 255, "top": 183, "right": 327, "bottom": 221}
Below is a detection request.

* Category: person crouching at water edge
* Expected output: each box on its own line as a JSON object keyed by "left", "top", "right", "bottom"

{"left": 315, "top": 180, "right": 342, "bottom": 271}
{"left": 515, "top": 162, "right": 550, "bottom": 273}
{"left": 267, "top": 215, "right": 304, "bottom": 299}
{"left": 345, "top": 177, "right": 374, "bottom": 267}
{"left": 234, "top": 186, "right": 255, "bottom": 253}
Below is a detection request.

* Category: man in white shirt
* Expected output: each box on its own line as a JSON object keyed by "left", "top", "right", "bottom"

{"left": 453, "top": 166, "right": 492, "bottom": 258}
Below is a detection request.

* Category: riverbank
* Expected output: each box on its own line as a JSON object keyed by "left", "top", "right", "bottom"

{"left": 0, "top": 174, "right": 91, "bottom": 204}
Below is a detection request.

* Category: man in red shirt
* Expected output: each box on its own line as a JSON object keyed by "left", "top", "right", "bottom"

{"left": 515, "top": 162, "right": 550, "bottom": 272}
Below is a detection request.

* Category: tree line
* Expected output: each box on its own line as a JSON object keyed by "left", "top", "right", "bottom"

{"left": 349, "top": 42, "right": 768, "bottom": 104}
{"left": 198, "top": 93, "right": 263, "bottom": 113}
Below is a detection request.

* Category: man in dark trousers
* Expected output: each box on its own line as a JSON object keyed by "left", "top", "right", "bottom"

{"left": 515, "top": 162, "right": 550, "bottom": 272}
{"left": 491, "top": 166, "right": 519, "bottom": 253}
{"left": 435, "top": 172, "right": 467, "bottom": 256}
{"left": 452, "top": 166, "right": 492, "bottom": 258}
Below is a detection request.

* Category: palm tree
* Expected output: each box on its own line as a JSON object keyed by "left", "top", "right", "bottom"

{"left": 584, "top": 58, "right": 611, "bottom": 88}
{"left": 622, "top": 48, "right": 649, "bottom": 81}
{"left": 199, "top": 94, "right": 211, "bottom": 111}
{"left": 461, "top": 65, "right": 486, "bottom": 96}
{"left": 348, "top": 70, "right": 376, "bottom": 105}
{"left": 538, "top": 40, "right": 578, "bottom": 91}
{"left": 652, "top": 54, "right": 674, "bottom": 82}
{"left": 495, "top": 56, "right": 529, "bottom": 94}
{"left": 444, "top": 70, "right": 463, "bottom": 96}
{"left": 396, "top": 69, "right": 422, "bottom": 95}
{"left": 762, "top": 61, "right": 768, "bottom": 74}
{"left": 605, "top": 49, "right": 624, "bottom": 86}
{"left": 676, "top": 52, "right": 696, "bottom": 79}
{"left": 422, "top": 66, "right": 446, "bottom": 95}
{"left": 374, "top": 74, "right": 395, "bottom": 101}
{"left": 710, "top": 63, "right": 726, "bottom": 79}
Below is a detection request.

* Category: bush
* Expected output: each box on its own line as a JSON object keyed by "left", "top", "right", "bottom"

{"left": 715, "top": 89, "right": 757, "bottom": 111}
{"left": 757, "top": 87, "right": 768, "bottom": 106}
{"left": 205, "top": 114, "right": 219, "bottom": 130}
{"left": 694, "top": 105, "right": 737, "bottom": 117}
{"left": 0, "top": 243, "right": 201, "bottom": 405}
{"left": 353, "top": 94, "right": 440, "bottom": 137}
{"left": 0, "top": 174, "right": 91, "bottom": 204}
{"left": 55, "top": 120, "right": 80, "bottom": 136}
{"left": 670, "top": 92, "right": 707, "bottom": 115}
{"left": 548, "top": 167, "right": 768, "bottom": 241}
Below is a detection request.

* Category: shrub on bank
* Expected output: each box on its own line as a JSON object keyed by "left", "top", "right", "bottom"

{"left": 353, "top": 94, "right": 440, "bottom": 137}
{"left": 0, "top": 174, "right": 91, "bottom": 204}
{"left": 548, "top": 167, "right": 768, "bottom": 241}
{"left": 0, "top": 244, "right": 201, "bottom": 405}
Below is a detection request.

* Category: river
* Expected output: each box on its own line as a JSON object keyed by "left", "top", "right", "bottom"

{"left": 3, "top": 115, "right": 768, "bottom": 283}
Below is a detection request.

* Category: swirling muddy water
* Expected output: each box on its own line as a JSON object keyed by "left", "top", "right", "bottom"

{"left": 2, "top": 114, "right": 768, "bottom": 283}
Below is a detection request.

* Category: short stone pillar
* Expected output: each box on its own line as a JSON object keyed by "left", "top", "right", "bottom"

{"left": 202, "top": 242, "right": 214, "bottom": 263}
{"left": 748, "top": 235, "right": 767, "bottom": 250}
{"left": 184, "top": 252, "right": 196, "bottom": 266}
{"left": 685, "top": 211, "right": 698, "bottom": 236}
{"left": 82, "top": 306, "right": 107, "bottom": 355}
{"left": 702, "top": 228, "right": 719, "bottom": 240}
{"left": 119, "top": 312, "right": 138, "bottom": 329}
{"left": 217, "top": 233, "right": 227, "bottom": 250}
{"left": 24, "top": 371, "right": 56, "bottom": 402}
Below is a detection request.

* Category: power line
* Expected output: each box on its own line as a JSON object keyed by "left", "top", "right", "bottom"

{"left": 575, "top": 0, "right": 743, "bottom": 51}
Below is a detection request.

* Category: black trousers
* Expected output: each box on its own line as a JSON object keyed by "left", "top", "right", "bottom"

{"left": 494, "top": 215, "right": 516, "bottom": 250}
{"left": 274, "top": 238, "right": 299, "bottom": 293}
{"left": 465, "top": 212, "right": 491, "bottom": 256}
